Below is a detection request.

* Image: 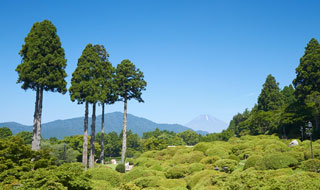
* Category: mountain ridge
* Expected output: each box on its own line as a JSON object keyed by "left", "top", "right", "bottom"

{"left": 0, "top": 112, "right": 208, "bottom": 139}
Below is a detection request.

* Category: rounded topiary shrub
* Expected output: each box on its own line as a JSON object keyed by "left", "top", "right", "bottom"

{"left": 256, "top": 153, "right": 298, "bottom": 170}
{"left": 200, "top": 156, "right": 220, "bottom": 165}
{"left": 243, "top": 155, "right": 262, "bottom": 170}
{"left": 165, "top": 165, "right": 187, "bottom": 179}
{"left": 205, "top": 147, "right": 229, "bottom": 158}
{"left": 116, "top": 164, "right": 126, "bottom": 173}
{"left": 214, "top": 159, "right": 238, "bottom": 173}
{"left": 193, "top": 142, "right": 211, "bottom": 153}
{"left": 299, "top": 159, "right": 320, "bottom": 173}
{"left": 188, "top": 163, "right": 204, "bottom": 174}
{"left": 88, "top": 167, "right": 121, "bottom": 187}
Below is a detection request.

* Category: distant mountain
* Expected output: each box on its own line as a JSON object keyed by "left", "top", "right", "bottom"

{"left": 0, "top": 112, "right": 201, "bottom": 139}
{"left": 185, "top": 114, "right": 228, "bottom": 133}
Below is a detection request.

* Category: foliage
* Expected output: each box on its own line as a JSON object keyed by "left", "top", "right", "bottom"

{"left": 243, "top": 155, "right": 262, "bottom": 170}
{"left": 116, "top": 163, "right": 126, "bottom": 173}
{"left": 143, "top": 136, "right": 168, "bottom": 151}
{"left": 299, "top": 159, "right": 320, "bottom": 172}
{"left": 257, "top": 74, "right": 284, "bottom": 111}
{"left": 16, "top": 20, "right": 67, "bottom": 93}
{"left": 214, "top": 159, "right": 238, "bottom": 173}
{"left": 177, "top": 130, "right": 200, "bottom": 145}
{"left": 20, "top": 163, "right": 92, "bottom": 190}
{"left": 255, "top": 153, "right": 298, "bottom": 170}
{"left": 87, "top": 167, "right": 120, "bottom": 187}
{"left": 0, "top": 127, "right": 13, "bottom": 138}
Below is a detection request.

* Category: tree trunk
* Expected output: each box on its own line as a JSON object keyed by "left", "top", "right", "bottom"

{"left": 100, "top": 103, "right": 105, "bottom": 164}
{"left": 89, "top": 102, "right": 96, "bottom": 168}
{"left": 82, "top": 102, "right": 89, "bottom": 170}
{"left": 315, "top": 115, "right": 319, "bottom": 131}
{"left": 32, "top": 86, "right": 40, "bottom": 151}
{"left": 121, "top": 98, "right": 127, "bottom": 164}
{"left": 37, "top": 87, "right": 43, "bottom": 148}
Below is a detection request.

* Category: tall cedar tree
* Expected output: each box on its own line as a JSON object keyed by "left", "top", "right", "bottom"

{"left": 257, "top": 74, "right": 283, "bottom": 111}
{"left": 293, "top": 38, "right": 320, "bottom": 130}
{"left": 293, "top": 38, "right": 320, "bottom": 101}
{"left": 93, "top": 45, "right": 117, "bottom": 164}
{"left": 69, "top": 44, "right": 101, "bottom": 169}
{"left": 115, "top": 59, "right": 147, "bottom": 164}
{"left": 16, "top": 20, "right": 67, "bottom": 151}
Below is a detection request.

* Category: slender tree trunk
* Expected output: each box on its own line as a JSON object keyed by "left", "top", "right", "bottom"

{"left": 89, "top": 102, "right": 96, "bottom": 168}
{"left": 82, "top": 102, "right": 89, "bottom": 170}
{"left": 100, "top": 103, "right": 105, "bottom": 164}
{"left": 37, "top": 87, "right": 43, "bottom": 148}
{"left": 315, "top": 115, "right": 319, "bottom": 131}
{"left": 121, "top": 97, "right": 127, "bottom": 164}
{"left": 32, "top": 86, "right": 40, "bottom": 151}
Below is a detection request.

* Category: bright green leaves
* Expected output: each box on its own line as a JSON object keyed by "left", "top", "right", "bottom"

{"left": 115, "top": 59, "right": 147, "bottom": 102}
{"left": 16, "top": 20, "right": 67, "bottom": 93}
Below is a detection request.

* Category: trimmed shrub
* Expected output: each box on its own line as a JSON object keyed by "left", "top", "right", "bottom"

{"left": 285, "top": 151, "right": 305, "bottom": 162}
{"left": 119, "top": 183, "right": 141, "bottom": 190}
{"left": 193, "top": 142, "right": 211, "bottom": 153}
{"left": 205, "top": 147, "right": 229, "bottom": 158}
{"left": 228, "top": 154, "right": 240, "bottom": 162}
{"left": 200, "top": 156, "right": 220, "bottom": 165}
{"left": 255, "top": 153, "right": 298, "bottom": 170}
{"left": 133, "top": 176, "right": 163, "bottom": 188}
{"left": 214, "top": 159, "right": 238, "bottom": 173}
{"left": 165, "top": 165, "right": 187, "bottom": 179}
{"left": 160, "top": 179, "right": 187, "bottom": 189}
{"left": 300, "top": 159, "right": 320, "bottom": 173}
{"left": 116, "top": 164, "right": 125, "bottom": 173}
{"left": 87, "top": 167, "right": 120, "bottom": 187}
{"left": 243, "top": 155, "right": 262, "bottom": 170}
{"left": 123, "top": 168, "right": 165, "bottom": 182}
{"left": 187, "top": 163, "right": 204, "bottom": 174}
{"left": 91, "top": 180, "right": 113, "bottom": 190}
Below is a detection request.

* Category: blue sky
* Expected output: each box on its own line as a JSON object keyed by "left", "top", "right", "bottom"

{"left": 1, "top": 0, "right": 320, "bottom": 126}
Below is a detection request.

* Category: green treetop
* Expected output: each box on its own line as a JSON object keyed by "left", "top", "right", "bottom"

{"left": 69, "top": 44, "right": 101, "bottom": 104}
{"left": 16, "top": 20, "right": 67, "bottom": 93}
{"left": 293, "top": 38, "right": 320, "bottom": 101}
{"left": 257, "top": 74, "right": 284, "bottom": 111}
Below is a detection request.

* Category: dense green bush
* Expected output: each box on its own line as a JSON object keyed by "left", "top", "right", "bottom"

{"left": 205, "top": 147, "right": 229, "bottom": 158}
{"left": 214, "top": 159, "right": 238, "bottom": 173}
{"left": 165, "top": 165, "right": 187, "bottom": 178}
{"left": 91, "top": 180, "right": 113, "bottom": 190}
{"left": 116, "top": 164, "right": 126, "bottom": 173}
{"left": 243, "top": 155, "right": 262, "bottom": 170}
{"left": 123, "top": 167, "right": 164, "bottom": 182}
{"left": 255, "top": 153, "right": 298, "bottom": 170}
{"left": 87, "top": 167, "right": 120, "bottom": 187}
{"left": 299, "top": 159, "right": 320, "bottom": 172}
{"left": 200, "top": 156, "right": 220, "bottom": 165}
{"left": 20, "top": 163, "right": 92, "bottom": 190}
{"left": 133, "top": 176, "right": 163, "bottom": 188}
{"left": 193, "top": 142, "right": 211, "bottom": 153}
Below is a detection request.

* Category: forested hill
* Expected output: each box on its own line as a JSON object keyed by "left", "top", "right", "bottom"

{"left": 0, "top": 112, "right": 206, "bottom": 139}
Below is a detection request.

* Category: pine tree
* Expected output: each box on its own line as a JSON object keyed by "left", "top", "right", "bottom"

{"left": 16, "top": 20, "right": 67, "bottom": 151}
{"left": 257, "top": 74, "right": 284, "bottom": 111}
{"left": 115, "top": 59, "right": 147, "bottom": 164}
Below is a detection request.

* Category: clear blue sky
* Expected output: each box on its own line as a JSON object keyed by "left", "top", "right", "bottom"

{"left": 1, "top": 0, "right": 320, "bottom": 126}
